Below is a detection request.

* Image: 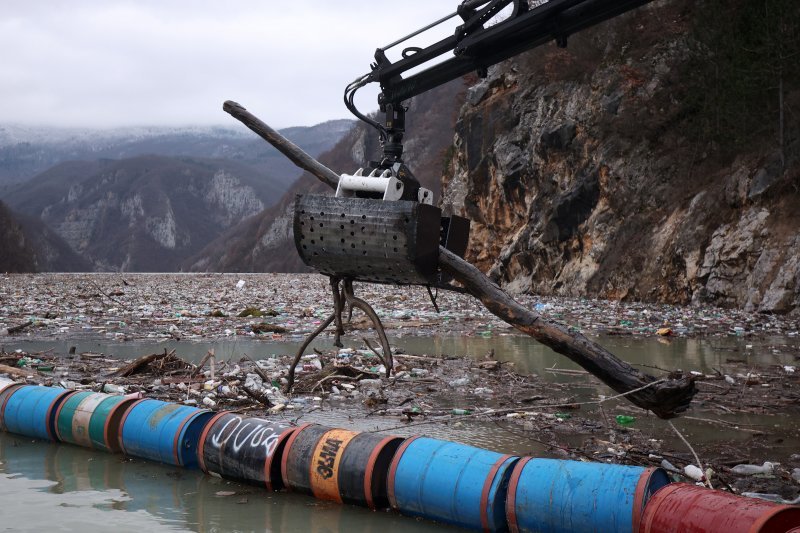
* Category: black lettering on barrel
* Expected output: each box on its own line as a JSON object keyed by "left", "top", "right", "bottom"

{"left": 316, "top": 438, "right": 343, "bottom": 479}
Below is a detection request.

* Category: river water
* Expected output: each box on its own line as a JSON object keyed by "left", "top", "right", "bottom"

{"left": 1, "top": 333, "right": 798, "bottom": 531}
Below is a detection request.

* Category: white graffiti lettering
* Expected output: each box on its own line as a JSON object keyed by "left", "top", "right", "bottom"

{"left": 208, "top": 415, "right": 289, "bottom": 458}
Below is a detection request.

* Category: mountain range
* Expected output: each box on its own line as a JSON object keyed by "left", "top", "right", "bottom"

{"left": 0, "top": 120, "right": 353, "bottom": 271}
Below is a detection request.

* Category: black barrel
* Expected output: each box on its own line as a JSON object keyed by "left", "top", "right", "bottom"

{"left": 197, "top": 412, "right": 298, "bottom": 490}
{"left": 281, "top": 424, "right": 404, "bottom": 509}
{"left": 337, "top": 432, "right": 404, "bottom": 509}
{"left": 280, "top": 424, "right": 332, "bottom": 496}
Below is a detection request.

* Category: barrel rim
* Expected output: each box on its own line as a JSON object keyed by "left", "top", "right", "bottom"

{"left": 633, "top": 466, "right": 669, "bottom": 533}
{"left": 264, "top": 423, "right": 299, "bottom": 491}
{"left": 480, "top": 454, "right": 514, "bottom": 532}
{"left": 386, "top": 434, "right": 421, "bottom": 510}
{"left": 280, "top": 422, "right": 312, "bottom": 490}
{"left": 117, "top": 398, "right": 146, "bottom": 455}
{"left": 0, "top": 383, "right": 24, "bottom": 429}
{"left": 505, "top": 456, "right": 533, "bottom": 533}
{"left": 749, "top": 504, "right": 800, "bottom": 533}
{"left": 363, "top": 434, "right": 403, "bottom": 510}
{"left": 45, "top": 388, "right": 77, "bottom": 441}
{"left": 196, "top": 410, "right": 230, "bottom": 474}
{"left": 173, "top": 408, "right": 212, "bottom": 466}
{"left": 101, "top": 396, "right": 137, "bottom": 453}
{"left": 53, "top": 390, "right": 88, "bottom": 442}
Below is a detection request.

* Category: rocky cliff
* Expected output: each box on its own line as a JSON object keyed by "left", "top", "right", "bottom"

{"left": 7, "top": 156, "right": 290, "bottom": 271}
{"left": 441, "top": 0, "right": 800, "bottom": 313}
{"left": 0, "top": 201, "right": 89, "bottom": 272}
{"left": 0, "top": 201, "right": 36, "bottom": 272}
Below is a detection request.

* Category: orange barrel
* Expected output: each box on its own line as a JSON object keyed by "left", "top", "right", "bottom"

{"left": 0, "top": 379, "right": 24, "bottom": 431}
{"left": 639, "top": 483, "right": 800, "bottom": 533}
{"left": 197, "top": 412, "right": 298, "bottom": 490}
{"left": 281, "top": 424, "right": 404, "bottom": 509}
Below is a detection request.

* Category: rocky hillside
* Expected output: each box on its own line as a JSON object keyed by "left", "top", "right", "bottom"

{"left": 0, "top": 201, "right": 88, "bottom": 272}
{"left": 441, "top": 0, "right": 800, "bottom": 313}
{"left": 0, "top": 201, "right": 36, "bottom": 272}
{"left": 186, "top": 80, "right": 465, "bottom": 272}
{"left": 6, "top": 156, "right": 290, "bottom": 271}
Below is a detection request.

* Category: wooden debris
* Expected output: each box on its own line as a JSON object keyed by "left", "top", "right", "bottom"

{"left": 113, "top": 349, "right": 176, "bottom": 377}
{"left": 0, "top": 364, "right": 34, "bottom": 378}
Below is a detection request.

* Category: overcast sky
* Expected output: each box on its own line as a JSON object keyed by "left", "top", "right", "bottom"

{"left": 1, "top": 1, "right": 461, "bottom": 129}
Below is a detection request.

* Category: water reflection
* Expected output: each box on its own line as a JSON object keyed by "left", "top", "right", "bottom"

{"left": 0, "top": 432, "right": 461, "bottom": 532}
{"left": 6, "top": 333, "right": 795, "bottom": 379}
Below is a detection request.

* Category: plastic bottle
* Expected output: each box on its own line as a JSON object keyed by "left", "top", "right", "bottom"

{"left": 731, "top": 462, "right": 774, "bottom": 475}
{"left": 615, "top": 415, "right": 636, "bottom": 426}
{"left": 452, "top": 408, "right": 472, "bottom": 415}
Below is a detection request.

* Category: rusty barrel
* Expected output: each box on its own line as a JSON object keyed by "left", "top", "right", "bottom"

{"left": 639, "top": 483, "right": 800, "bottom": 533}
{"left": 0, "top": 385, "right": 75, "bottom": 441}
{"left": 197, "top": 412, "right": 297, "bottom": 490}
{"left": 387, "top": 436, "right": 519, "bottom": 531}
{"left": 281, "top": 424, "right": 404, "bottom": 509}
{"left": 119, "top": 399, "right": 214, "bottom": 468}
{"left": 506, "top": 457, "right": 671, "bottom": 533}
{"left": 0, "top": 379, "right": 24, "bottom": 431}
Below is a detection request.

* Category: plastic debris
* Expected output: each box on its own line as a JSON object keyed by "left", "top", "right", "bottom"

{"left": 615, "top": 415, "right": 636, "bottom": 426}
{"left": 683, "top": 464, "right": 705, "bottom": 482}
{"left": 731, "top": 462, "right": 775, "bottom": 475}
{"left": 741, "top": 493, "right": 800, "bottom": 505}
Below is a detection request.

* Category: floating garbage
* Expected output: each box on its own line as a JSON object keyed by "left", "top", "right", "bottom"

{"left": 731, "top": 462, "right": 775, "bottom": 475}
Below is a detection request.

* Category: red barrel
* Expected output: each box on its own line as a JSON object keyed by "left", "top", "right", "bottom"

{"left": 640, "top": 483, "right": 800, "bottom": 533}
{"left": 281, "top": 424, "right": 403, "bottom": 509}
{"left": 197, "top": 412, "right": 297, "bottom": 490}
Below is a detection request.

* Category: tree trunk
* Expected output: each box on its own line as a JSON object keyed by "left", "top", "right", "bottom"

{"left": 222, "top": 100, "right": 697, "bottom": 419}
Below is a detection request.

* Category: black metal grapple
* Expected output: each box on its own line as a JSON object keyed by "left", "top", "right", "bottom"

{"left": 293, "top": 192, "right": 469, "bottom": 286}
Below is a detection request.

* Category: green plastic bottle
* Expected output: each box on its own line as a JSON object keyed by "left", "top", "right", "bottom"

{"left": 615, "top": 415, "right": 636, "bottom": 426}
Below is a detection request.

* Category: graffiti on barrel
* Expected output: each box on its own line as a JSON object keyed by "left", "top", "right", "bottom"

{"left": 208, "top": 415, "right": 290, "bottom": 458}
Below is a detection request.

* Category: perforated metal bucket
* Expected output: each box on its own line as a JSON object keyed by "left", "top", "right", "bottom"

{"left": 293, "top": 195, "right": 441, "bottom": 285}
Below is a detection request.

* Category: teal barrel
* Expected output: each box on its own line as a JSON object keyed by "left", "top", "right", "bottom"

{"left": 0, "top": 385, "right": 75, "bottom": 441}
{"left": 387, "top": 436, "right": 519, "bottom": 531}
{"left": 87, "top": 395, "right": 138, "bottom": 452}
{"left": 54, "top": 391, "right": 137, "bottom": 452}
{"left": 119, "top": 399, "right": 214, "bottom": 468}
{"left": 54, "top": 391, "right": 104, "bottom": 447}
{"left": 506, "top": 457, "right": 671, "bottom": 533}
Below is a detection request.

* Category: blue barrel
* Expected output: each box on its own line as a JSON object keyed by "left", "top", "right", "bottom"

{"left": 506, "top": 457, "right": 672, "bottom": 533}
{"left": 387, "top": 436, "right": 519, "bottom": 531}
{"left": 119, "top": 399, "right": 214, "bottom": 468}
{"left": 0, "top": 385, "right": 75, "bottom": 441}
